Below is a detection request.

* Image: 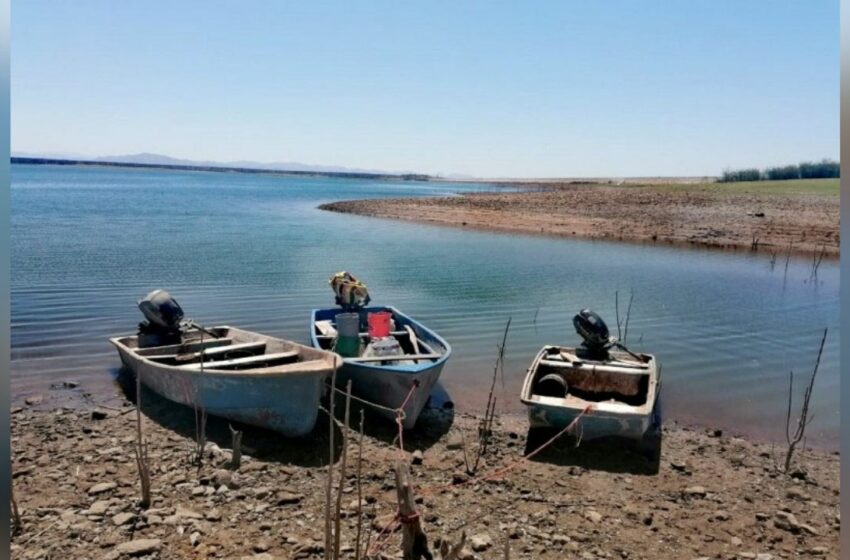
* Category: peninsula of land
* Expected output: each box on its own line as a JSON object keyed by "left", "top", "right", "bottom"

{"left": 321, "top": 179, "right": 840, "bottom": 257}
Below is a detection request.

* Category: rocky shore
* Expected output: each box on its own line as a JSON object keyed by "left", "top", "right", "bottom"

{"left": 320, "top": 180, "right": 839, "bottom": 257}
{"left": 11, "top": 385, "right": 840, "bottom": 560}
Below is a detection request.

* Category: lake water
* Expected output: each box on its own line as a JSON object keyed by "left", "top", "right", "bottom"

{"left": 11, "top": 164, "right": 840, "bottom": 448}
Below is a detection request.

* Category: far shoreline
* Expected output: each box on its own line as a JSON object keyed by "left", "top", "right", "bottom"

{"left": 320, "top": 178, "right": 840, "bottom": 259}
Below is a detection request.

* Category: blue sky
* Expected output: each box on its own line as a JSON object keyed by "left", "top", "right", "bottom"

{"left": 12, "top": 2, "right": 839, "bottom": 177}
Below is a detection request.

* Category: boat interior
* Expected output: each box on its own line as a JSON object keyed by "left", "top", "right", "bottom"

{"left": 528, "top": 346, "right": 654, "bottom": 407}
{"left": 312, "top": 309, "right": 445, "bottom": 364}
{"left": 121, "top": 327, "right": 319, "bottom": 371}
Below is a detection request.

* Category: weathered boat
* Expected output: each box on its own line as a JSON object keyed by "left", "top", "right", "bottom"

{"left": 110, "top": 290, "right": 338, "bottom": 436}
{"left": 310, "top": 305, "right": 451, "bottom": 429}
{"left": 520, "top": 309, "right": 662, "bottom": 453}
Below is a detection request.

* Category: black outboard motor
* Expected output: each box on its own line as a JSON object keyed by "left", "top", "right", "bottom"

{"left": 137, "top": 289, "right": 185, "bottom": 346}
{"left": 573, "top": 308, "right": 613, "bottom": 359}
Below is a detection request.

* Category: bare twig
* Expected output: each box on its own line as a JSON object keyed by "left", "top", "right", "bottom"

{"left": 229, "top": 424, "right": 243, "bottom": 470}
{"left": 782, "top": 328, "right": 828, "bottom": 473}
{"left": 133, "top": 374, "right": 151, "bottom": 509}
{"left": 615, "top": 291, "right": 621, "bottom": 339}
{"left": 324, "top": 368, "right": 337, "bottom": 560}
{"left": 623, "top": 289, "right": 634, "bottom": 344}
{"left": 355, "top": 410, "right": 365, "bottom": 560}
{"left": 11, "top": 482, "right": 22, "bottom": 535}
{"left": 333, "top": 381, "right": 352, "bottom": 560}
{"left": 473, "top": 318, "right": 511, "bottom": 473}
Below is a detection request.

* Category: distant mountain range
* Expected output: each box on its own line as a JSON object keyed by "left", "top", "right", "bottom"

{"left": 11, "top": 151, "right": 417, "bottom": 176}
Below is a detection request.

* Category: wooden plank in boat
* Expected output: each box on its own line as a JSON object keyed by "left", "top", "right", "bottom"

{"left": 346, "top": 353, "right": 442, "bottom": 363}
{"left": 136, "top": 338, "right": 233, "bottom": 356}
{"left": 540, "top": 359, "right": 649, "bottom": 373}
{"left": 315, "top": 331, "right": 409, "bottom": 340}
{"left": 150, "top": 341, "right": 267, "bottom": 362}
{"left": 179, "top": 350, "right": 299, "bottom": 371}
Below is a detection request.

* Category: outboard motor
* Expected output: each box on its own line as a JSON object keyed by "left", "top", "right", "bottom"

{"left": 137, "top": 289, "right": 185, "bottom": 346}
{"left": 573, "top": 308, "right": 613, "bottom": 359}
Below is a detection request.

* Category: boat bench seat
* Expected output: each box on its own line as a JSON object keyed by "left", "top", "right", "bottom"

{"left": 315, "top": 331, "right": 409, "bottom": 340}
{"left": 148, "top": 341, "right": 267, "bottom": 362}
{"left": 179, "top": 350, "right": 299, "bottom": 370}
{"left": 136, "top": 338, "right": 234, "bottom": 357}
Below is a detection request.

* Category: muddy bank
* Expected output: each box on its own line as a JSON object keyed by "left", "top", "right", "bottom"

{"left": 10, "top": 385, "right": 840, "bottom": 560}
{"left": 320, "top": 181, "right": 839, "bottom": 257}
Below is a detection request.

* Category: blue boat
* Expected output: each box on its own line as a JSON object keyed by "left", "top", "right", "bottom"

{"left": 310, "top": 306, "right": 451, "bottom": 429}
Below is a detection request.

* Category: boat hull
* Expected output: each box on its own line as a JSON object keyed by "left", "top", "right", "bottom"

{"left": 335, "top": 359, "right": 446, "bottom": 430}
{"left": 311, "top": 306, "right": 451, "bottom": 430}
{"left": 111, "top": 327, "right": 335, "bottom": 437}
{"left": 526, "top": 397, "right": 661, "bottom": 441}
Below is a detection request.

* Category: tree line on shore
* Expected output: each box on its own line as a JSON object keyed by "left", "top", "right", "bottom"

{"left": 720, "top": 159, "right": 839, "bottom": 182}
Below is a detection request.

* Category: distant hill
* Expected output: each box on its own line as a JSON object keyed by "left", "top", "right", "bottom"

{"left": 13, "top": 151, "right": 409, "bottom": 176}
{"left": 11, "top": 152, "right": 432, "bottom": 181}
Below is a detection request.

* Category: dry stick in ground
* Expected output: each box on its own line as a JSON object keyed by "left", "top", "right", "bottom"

{"left": 133, "top": 373, "right": 151, "bottom": 509}
{"left": 622, "top": 289, "right": 635, "bottom": 344}
{"left": 229, "top": 424, "right": 243, "bottom": 470}
{"left": 11, "top": 481, "right": 22, "bottom": 535}
{"left": 783, "top": 328, "right": 828, "bottom": 473}
{"left": 473, "top": 318, "right": 511, "bottom": 473}
{"left": 615, "top": 290, "right": 622, "bottom": 339}
{"left": 503, "top": 538, "right": 510, "bottom": 560}
{"left": 354, "top": 410, "right": 366, "bottom": 560}
{"left": 192, "top": 401, "right": 207, "bottom": 469}
{"left": 394, "top": 461, "right": 432, "bottom": 560}
{"left": 333, "top": 381, "right": 352, "bottom": 560}
{"left": 323, "top": 368, "right": 337, "bottom": 560}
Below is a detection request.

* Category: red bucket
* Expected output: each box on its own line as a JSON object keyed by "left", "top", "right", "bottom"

{"left": 367, "top": 312, "right": 392, "bottom": 338}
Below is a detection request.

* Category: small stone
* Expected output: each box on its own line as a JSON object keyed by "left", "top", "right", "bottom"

{"left": 88, "top": 482, "right": 117, "bottom": 496}
{"left": 253, "top": 540, "right": 271, "bottom": 553}
{"left": 730, "top": 536, "right": 743, "bottom": 547}
{"left": 115, "top": 539, "right": 162, "bottom": 556}
{"left": 806, "top": 546, "right": 828, "bottom": 556}
{"left": 755, "top": 554, "right": 774, "bottom": 560}
{"left": 212, "top": 469, "right": 234, "bottom": 488}
{"left": 713, "top": 510, "right": 730, "bottom": 521}
{"left": 452, "top": 472, "right": 468, "bottom": 485}
{"left": 112, "top": 512, "right": 136, "bottom": 526}
{"left": 276, "top": 491, "right": 304, "bottom": 505}
{"left": 785, "top": 487, "right": 810, "bottom": 501}
{"left": 470, "top": 534, "right": 492, "bottom": 552}
{"left": 446, "top": 435, "right": 464, "bottom": 450}
{"left": 175, "top": 505, "right": 203, "bottom": 520}
{"left": 205, "top": 509, "right": 222, "bottom": 521}
{"left": 684, "top": 486, "right": 707, "bottom": 498}
{"left": 91, "top": 409, "right": 109, "bottom": 420}
{"left": 88, "top": 500, "right": 111, "bottom": 515}
{"left": 25, "top": 395, "right": 44, "bottom": 406}
{"left": 190, "top": 532, "right": 201, "bottom": 547}
{"left": 585, "top": 510, "right": 603, "bottom": 523}
{"left": 411, "top": 450, "right": 424, "bottom": 465}
{"left": 669, "top": 460, "right": 690, "bottom": 473}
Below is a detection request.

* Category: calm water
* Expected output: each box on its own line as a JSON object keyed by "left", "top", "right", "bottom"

{"left": 11, "top": 164, "right": 840, "bottom": 447}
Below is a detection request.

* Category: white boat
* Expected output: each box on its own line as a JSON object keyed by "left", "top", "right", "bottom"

{"left": 111, "top": 290, "right": 338, "bottom": 436}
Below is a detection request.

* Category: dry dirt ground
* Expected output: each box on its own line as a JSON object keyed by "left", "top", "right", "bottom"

{"left": 10, "top": 382, "right": 839, "bottom": 560}
{"left": 320, "top": 181, "right": 839, "bottom": 257}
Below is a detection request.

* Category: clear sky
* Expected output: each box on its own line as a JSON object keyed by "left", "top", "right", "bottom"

{"left": 12, "top": 2, "right": 839, "bottom": 178}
